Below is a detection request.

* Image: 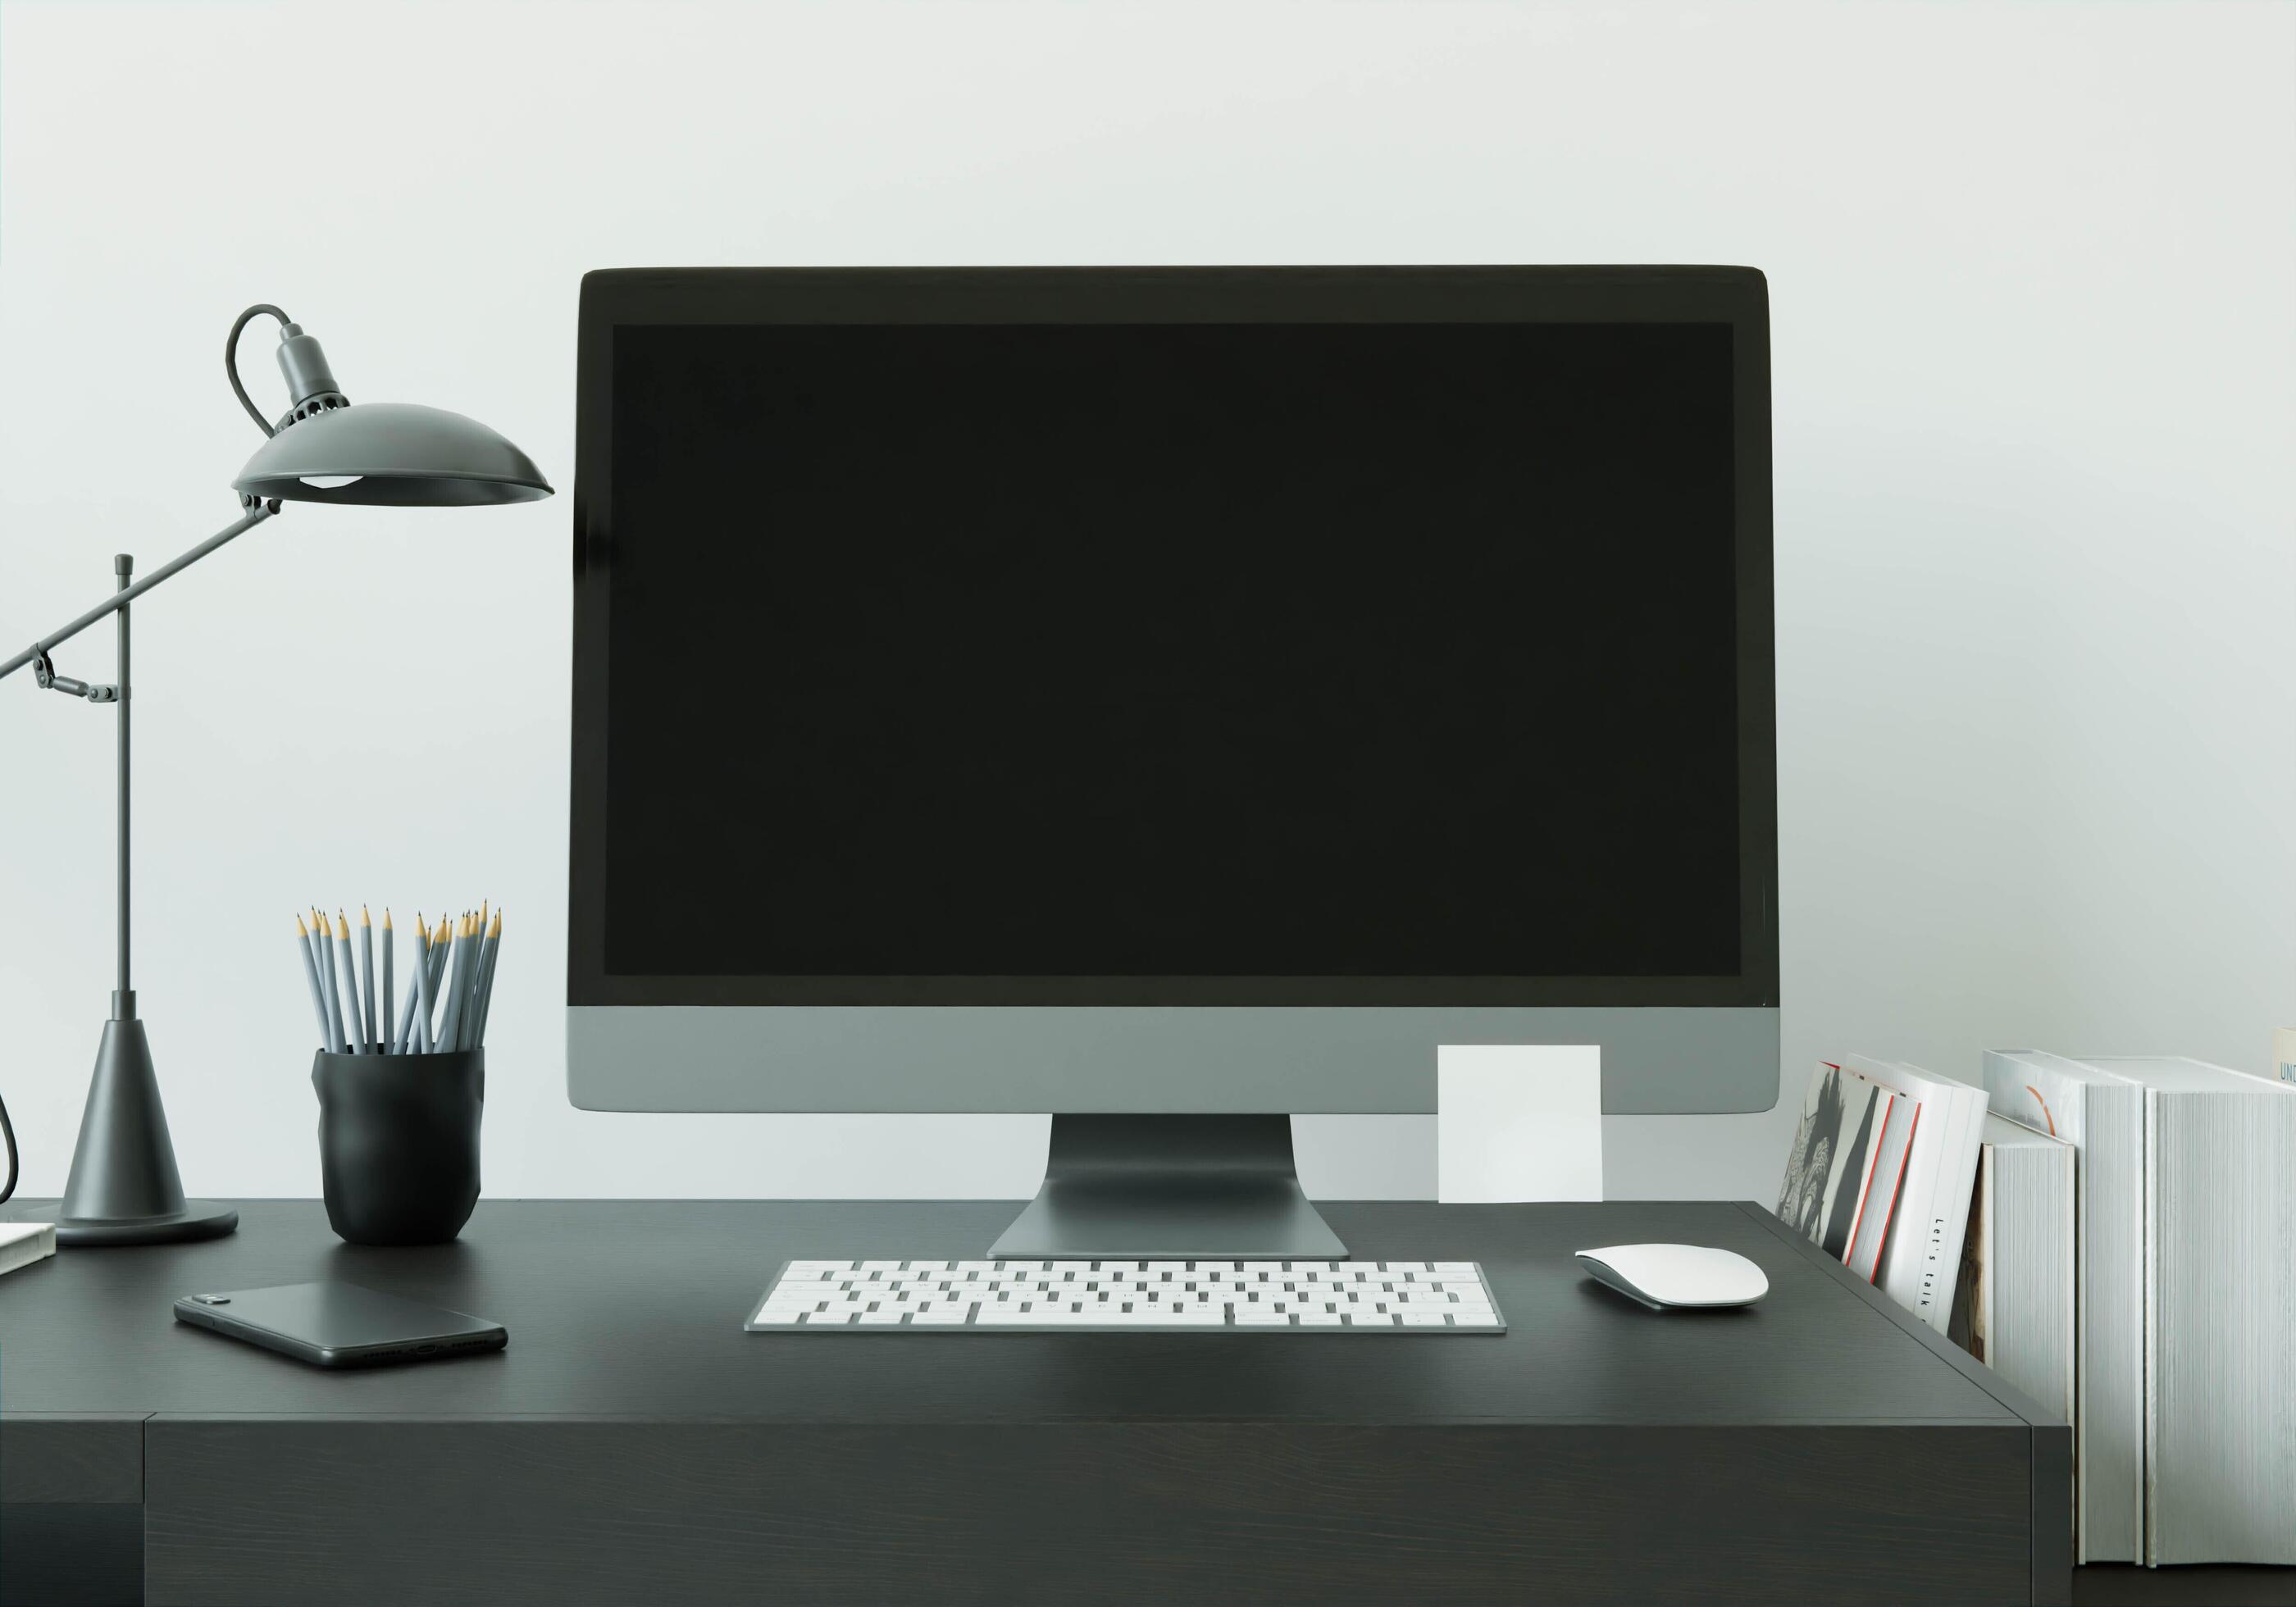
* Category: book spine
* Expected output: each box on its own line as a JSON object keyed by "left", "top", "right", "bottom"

{"left": 1911, "top": 1087, "right": 1988, "bottom": 1334}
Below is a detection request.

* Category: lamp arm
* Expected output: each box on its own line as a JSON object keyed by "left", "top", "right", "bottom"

{"left": 0, "top": 499, "right": 280, "bottom": 685}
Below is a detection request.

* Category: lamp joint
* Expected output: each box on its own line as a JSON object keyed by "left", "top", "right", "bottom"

{"left": 30, "top": 651, "right": 119, "bottom": 704}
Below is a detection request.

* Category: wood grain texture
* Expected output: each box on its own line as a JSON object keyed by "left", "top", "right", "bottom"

{"left": 2035, "top": 1408, "right": 2075, "bottom": 1606}
{"left": 146, "top": 1418, "right": 2033, "bottom": 1607}
{"left": 0, "top": 1501, "right": 141, "bottom": 1606}
{"left": 1743, "top": 1201, "right": 2080, "bottom": 1605}
{"left": 0, "top": 1414, "right": 143, "bottom": 1504}
{"left": 0, "top": 1199, "right": 2088, "bottom": 1605}
{"left": 0, "top": 1199, "right": 2019, "bottom": 1426}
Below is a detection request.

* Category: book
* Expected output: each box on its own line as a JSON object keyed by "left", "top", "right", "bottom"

{"left": 0, "top": 1222, "right": 57, "bottom": 1278}
{"left": 1984, "top": 1049, "right": 2147, "bottom": 1562}
{"left": 1845, "top": 1087, "right": 1919, "bottom": 1284}
{"left": 1842, "top": 1054, "right": 1988, "bottom": 1336}
{"left": 1950, "top": 1113, "right": 2076, "bottom": 1459}
{"left": 1776, "top": 1061, "right": 1894, "bottom": 1262}
{"left": 2073, "top": 1055, "right": 2296, "bottom": 1566}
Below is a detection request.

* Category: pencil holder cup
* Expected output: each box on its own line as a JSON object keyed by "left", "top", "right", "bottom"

{"left": 312, "top": 1049, "right": 484, "bottom": 1245}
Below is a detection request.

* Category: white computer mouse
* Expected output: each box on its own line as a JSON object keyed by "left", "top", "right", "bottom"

{"left": 1574, "top": 1244, "right": 1768, "bottom": 1310}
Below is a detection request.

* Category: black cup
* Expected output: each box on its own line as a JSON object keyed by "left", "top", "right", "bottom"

{"left": 312, "top": 1049, "right": 484, "bottom": 1245}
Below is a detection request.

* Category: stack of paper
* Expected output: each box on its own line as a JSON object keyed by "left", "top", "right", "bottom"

{"left": 1987, "top": 1050, "right": 2296, "bottom": 1566}
{"left": 1983, "top": 1049, "right": 2146, "bottom": 1563}
{"left": 2084, "top": 1056, "right": 2296, "bottom": 1566}
{"left": 0, "top": 1222, "right": 57, "bottom": 1278}
{"left": 1951, "top": 1113, "right": 2076, "bottom": 1458}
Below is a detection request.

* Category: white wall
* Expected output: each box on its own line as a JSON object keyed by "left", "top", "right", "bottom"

{"left": 2, "top": 0, "right": 2289, "bottom": 1204}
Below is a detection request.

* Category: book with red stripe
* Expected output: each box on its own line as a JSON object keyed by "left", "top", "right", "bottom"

{"left": 1842, "top": 1054, "right": 1989, "bottom": 1336}
{"left": 1845, "top": 1085, "right": 1918, "bottom": 1283}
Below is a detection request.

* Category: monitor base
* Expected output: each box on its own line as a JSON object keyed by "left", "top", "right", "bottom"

{"left": 991, "top": 1114, "right": 1346, "bottom": 1260}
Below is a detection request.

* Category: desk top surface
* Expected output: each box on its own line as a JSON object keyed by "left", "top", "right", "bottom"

{"left": 0, "top": 1198, "right": 2042, "bottom": 1427}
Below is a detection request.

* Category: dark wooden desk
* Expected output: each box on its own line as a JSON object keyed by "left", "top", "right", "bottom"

{"left": 2, "top": 1199, "right": 2070, "bottom": 1605}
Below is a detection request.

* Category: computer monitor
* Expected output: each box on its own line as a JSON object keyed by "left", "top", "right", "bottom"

{"left": 568, "top": 266, "right": 1777, "bottom": 1256}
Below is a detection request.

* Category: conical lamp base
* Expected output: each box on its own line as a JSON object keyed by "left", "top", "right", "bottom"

{"left": 54, "top": 1017, "right": 236, "bottom": 1247}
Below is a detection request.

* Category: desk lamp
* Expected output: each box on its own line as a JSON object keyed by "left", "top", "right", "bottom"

{"left": 0, "top": 304, "right": 551, "bottom": 1245}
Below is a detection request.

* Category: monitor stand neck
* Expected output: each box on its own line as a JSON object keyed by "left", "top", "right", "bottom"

{"left": 990, "top": 1114, "right": 1347, "bottom": 1261}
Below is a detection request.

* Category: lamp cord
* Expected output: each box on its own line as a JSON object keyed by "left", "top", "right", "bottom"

{"left": 0, "top": 1089, "right": 16, "bottom": 1206}
{"left": 225, "top": 304, "right": 292, "bottom": 438}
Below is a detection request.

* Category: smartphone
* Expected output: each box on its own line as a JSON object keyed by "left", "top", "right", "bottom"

{"left": 173, "top": 1281, "right": 508, "bottom": 1368}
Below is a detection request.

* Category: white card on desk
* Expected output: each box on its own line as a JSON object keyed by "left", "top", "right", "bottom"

{"left": 1437, "top": 1045, "right": 1602, "bottom": 1203}
{"left": 0, "top": 1221, "right": 57, "bottom": 1277}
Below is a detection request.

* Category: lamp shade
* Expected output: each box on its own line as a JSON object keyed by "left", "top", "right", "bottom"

{"left": 233, "top": 402, "right": 553, "bottom": 507}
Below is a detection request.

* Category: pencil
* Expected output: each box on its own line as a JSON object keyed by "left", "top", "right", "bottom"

{"left": 317, "top": 912, "right": 349, "bottom": 1053}
{"left": 294, "top": 914, "right": 332, "bottom": 1049}
{"left": 457, "top": 910, "right": 481, "bottom": 1050}
{"left": 358, "top": 907, "right": 378, "bottom": 1054}
{"left": 464, "top": 901, "right": 488, "bottom": 1048}
{"left": 472, "top": 910, "right": 503, "bottom": 1049}
{"left": 380, "top": 909, "right": 394, "bottom": 1055}
{"left": 308, "top": 907, "right": 330, "bottom": 1026}
{"left": 334, "top": 911, "right": 364, "bottom": 1053}
{"left": 437, "top": 913, "right": 466, "bottom": 1052}
{"left": 429, "top": 917, "right": 452, "bottom": 1047}
{"left": 393, "top": 913, "right": 425, "bottom": 1052}
{"left": 456, "top": 912, "right": 479, "bottom": 1049}
{"left": 302, "top": 910, "right": 333, "bottom": 1045}
{"left": 464, "top": 908, "right": 488, "bottom": 1047}
{"left": 413, "top": 913, "right": 439, "bottom": 1054}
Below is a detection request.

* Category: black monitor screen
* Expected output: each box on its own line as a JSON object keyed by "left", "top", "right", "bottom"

{"left": 594, "top": 315, "right": 1755, "bottom": 994}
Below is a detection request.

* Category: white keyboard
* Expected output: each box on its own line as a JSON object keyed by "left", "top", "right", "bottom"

{"left": 747, "top": 1259, "right": 1505, "bottom": 1332}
